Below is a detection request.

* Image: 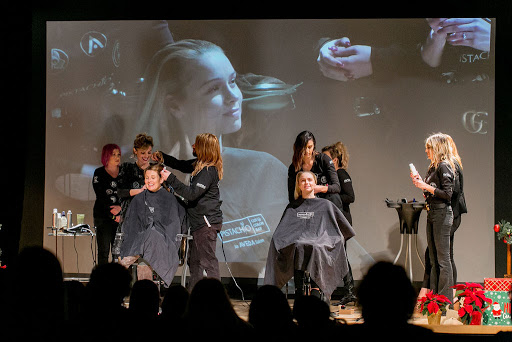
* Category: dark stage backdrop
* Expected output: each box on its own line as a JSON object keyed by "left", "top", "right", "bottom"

{"left": 43, "top": 18, "right": 496, "bottom": 282}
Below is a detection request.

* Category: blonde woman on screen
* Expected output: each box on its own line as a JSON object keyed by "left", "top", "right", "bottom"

{"left": 130, "top": 39, "right": 288, "bottom": 271}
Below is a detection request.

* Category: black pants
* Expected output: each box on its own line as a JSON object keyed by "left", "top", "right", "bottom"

{"left": 188, "top": 224, "right": 222, "bottom": 291}
{"left": 423, "top": 207, "right": 454, "bottom": 301}
{"left": 94, "top": 217, "right": 118, "bottom": 265}
{"left": 423, "top": 215, "right": 461, "bottom": 288}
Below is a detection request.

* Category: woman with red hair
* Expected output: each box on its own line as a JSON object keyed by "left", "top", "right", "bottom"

{"left": 92, "top": 143, "right": 122, "bottom": 265}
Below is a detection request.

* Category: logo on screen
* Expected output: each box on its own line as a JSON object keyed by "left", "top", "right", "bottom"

{"left": 462, "top": 111, "right": 488, "bottom": 134}
{"left": 80, "top": 31, "right": 107, "bottom": 57}
{"left": 50, "top": 49, "right": 69, "bottom": 73}
{"left": 219, "top": 214, "right": 270, "bottom": 244}
{"left": 112, "top": 40, "right": 120, "bottom": 67}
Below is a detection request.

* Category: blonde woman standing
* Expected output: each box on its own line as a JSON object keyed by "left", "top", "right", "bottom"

{"left": 411, "top": 133, "right": 455, "bottom": 304}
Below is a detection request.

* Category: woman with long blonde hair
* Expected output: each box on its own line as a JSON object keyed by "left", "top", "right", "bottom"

{"left": 265, "top": 170, "right": 355, "bottom": 303}
{"left": 418, "top": 133, "right": 467, "bottom": 303}
{"left": 160, "top": 133, "right": 223, "bottom": 290}
{"left": 411, "top": 132, "right": 455, "bottom": 303}
{"left": 139, "top": 39, "right": 288, "bottom": 275}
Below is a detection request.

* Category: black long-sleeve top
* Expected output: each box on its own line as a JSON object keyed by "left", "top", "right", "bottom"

{"left": 161, "top": 152, "right": 223, "bottom": 232}
{"left": 92, "top": 166, "right": 120, "bottom": 221}
{"left": 423, "top": 161, "right": 454, "bottom": 205}
{"left": 451, "top": 161, "right": 467, "bottom": 218}
{"left": 336, "top": 168, "right": 355, "bottom": 225}
{"left": 117, "top": 161, "right": 146, "bottom": 221}
{"left": 287, "top": 152, "right": 341, "bottom": 204}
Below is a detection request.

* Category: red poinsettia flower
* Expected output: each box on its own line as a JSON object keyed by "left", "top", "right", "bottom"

{"left": 452, "top": 282, "right": 492, "bottom": 325}
{"left": 459, "top": 304, "right": 474, "bottom": 317}
{"left": 427, "top": 301, "right": 440, "bottom": 314}
{"left": 470, "top": 311, "right": 483, "bottom": 325}
{"left": 420, "top": 290, "right": 451, "bottom": 316}
{"left": 452, "top": 283, "right": 468, "bottom": 291}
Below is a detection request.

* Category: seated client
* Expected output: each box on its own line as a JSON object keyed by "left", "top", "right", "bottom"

{"left": 264, "top": 171, "right": 355, "bottom": 303}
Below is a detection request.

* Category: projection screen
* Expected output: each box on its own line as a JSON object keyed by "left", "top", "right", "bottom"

{"left": 45, "top": 18, "right": 494, "bottom": 283}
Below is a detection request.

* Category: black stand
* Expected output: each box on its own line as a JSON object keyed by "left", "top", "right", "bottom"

{"left": 385, "top": 199, "right": 426, "bottom": 280}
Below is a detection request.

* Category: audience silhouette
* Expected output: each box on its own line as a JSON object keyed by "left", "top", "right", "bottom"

{"left": 345, "top": 261, "right": 435, "bottom": 342}
{"left": 128, "top": 279, "right": 160, "bottom": 320}
{"left": 248, "top": 284, "right": 298, "bottom": 340}
{"left": 81, "top": 262, "right": 132, "bottom": 341}
{"left": 293, "top": 291, "right": 347, "bottom": 339}
{"left": 182, "top": 277, "right": 254, "bottom": 338}
{"left": 2, "top": 246, "right": 65, "bottom": 341}
{"left": 159, "top": 283, "right": 189, "bottom": 322}
{"left": 2, "top": 248, "right": 510, "bottom": 342}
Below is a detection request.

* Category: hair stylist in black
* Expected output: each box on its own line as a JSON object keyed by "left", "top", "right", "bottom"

{"left": 92, "top": 144, "right": 122, "bottom": 265}
{"left": 288, "top": 131, "right": 341, "bottom": 205}
{"left": 157, "top": 133, "right": 223, "bottom": 291}
{"left": 411, "top": 133, "right": 455, "bottom": 304}
{"left": 322, "top": 141, "right": 356, "bottom": 306}
{"left": 417, "top": 133, "right": 467, "bottom": 303}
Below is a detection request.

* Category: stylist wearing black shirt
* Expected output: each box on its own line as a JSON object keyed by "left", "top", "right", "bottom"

{"left": 418, "top": 134, "right": 467, "bottom": 301}
{"left": 157, "top": 133, "right": 223, "bottom": 291}
{"left": 288, "top": 131, "right": 341, "bottom": 205}
{"left": 92, "top": 144, "right": 122, "bottom": 265}
{"left": 322, "top": 142, "right": 355, "bottom": 225}
{"left": 322, "top": 141, "right": 356, "bottom": 305}
{"left": 411, "top": 133, "right": 454, "bottom": 303}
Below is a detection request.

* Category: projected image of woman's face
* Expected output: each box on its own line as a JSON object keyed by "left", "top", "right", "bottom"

{"left": 176, "top": 50, "right": 243, "bottom": 138}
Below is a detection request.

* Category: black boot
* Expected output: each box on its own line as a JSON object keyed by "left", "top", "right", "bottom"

{"left": 294, "top": 269, "right": 306, "bottom": 297}
{"left": 334, "top": 263, "right": 357, "bottom": 306}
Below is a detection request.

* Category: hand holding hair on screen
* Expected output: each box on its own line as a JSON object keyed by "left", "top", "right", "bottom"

{"left": 317, "top": 37, "right": 373, "bottom": 81}
{"left": 438, "top": 18, "right": 491, "bottom": 52}
{"left": 421, "top": 18, "right": 491, "bottom": 68}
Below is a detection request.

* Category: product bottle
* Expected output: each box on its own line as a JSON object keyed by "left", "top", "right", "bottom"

{"left": 61, "top": 211, "right": 67, "bottom": 229}
{"left": 66, "top": 210, "right": 72, "bottom": 228}
{"left": 57, "top": 212, "right": 62, "bottom": 230}
{"left": 409, "top": 163, "right": 419, "bottom": 177}
{"left": 52, "top": 208, "right": 58, "bottom": 228}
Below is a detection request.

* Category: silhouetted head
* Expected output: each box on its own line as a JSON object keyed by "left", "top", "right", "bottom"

{"left": 86, "top": 262, "right": 132, "bottom": 313}
{"left": 249, "top": 285, "right": 293, "bottom": 329}
{"left": 293, "top": 295, "right": 331, "bottom": 328}
{"left": 161, "top": 284, "right": 189, "bottom": 319}
{"left": 357, "top": 261, "right": 416, "bottom": 324}
{"left": 129, "top": 279, "right": 160, "bottom": 319}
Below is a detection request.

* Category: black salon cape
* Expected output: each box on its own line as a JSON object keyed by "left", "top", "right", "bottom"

{"left": 120, "top": 188, "right": 187, "bottom": 287}
{"left": 264, "top": 197, "right": 355, "bottom": 298}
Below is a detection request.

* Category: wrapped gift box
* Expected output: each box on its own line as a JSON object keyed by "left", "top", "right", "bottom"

{"left": 484, "top": 278, "right": 512, "bottom": 292}
{"left": 482, "top": 291, "right": 512, "bottom": 326}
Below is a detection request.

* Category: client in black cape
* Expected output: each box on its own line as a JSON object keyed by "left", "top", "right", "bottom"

{"left": 119, "top": 163, "right": 187, "bottom": 287}
{"left": 264, "top": 171, "right": 355, "bottom": 301}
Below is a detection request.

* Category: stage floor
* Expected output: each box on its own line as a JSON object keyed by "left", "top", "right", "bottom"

{"left": 230, "top": 299, "right": 512, "bottom": 335}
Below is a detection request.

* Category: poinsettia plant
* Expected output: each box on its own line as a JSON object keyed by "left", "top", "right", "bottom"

{"left": 419, "top": 290, "right": 451, "bottom": 316}
{"left": 452, "top": 282, "right": 492, "bottom": 325}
